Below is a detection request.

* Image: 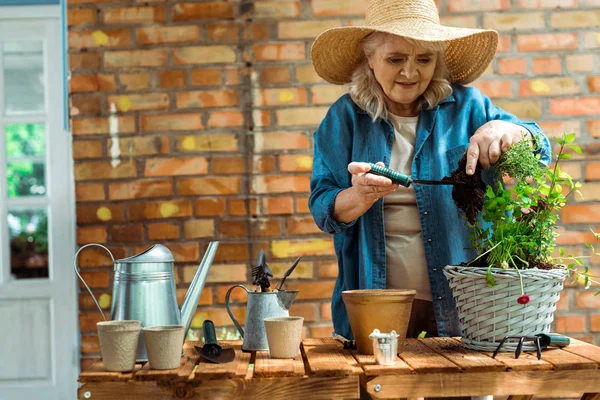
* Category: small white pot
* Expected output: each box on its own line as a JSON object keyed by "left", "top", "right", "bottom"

{"left": 143, "top": 325, "right": 185, "bottom": 370}
{"left": 264, "top": 316, "right": 304, "bottom": 359}
{"left": 97, "top": 320, "right": 141, "bottom": 372}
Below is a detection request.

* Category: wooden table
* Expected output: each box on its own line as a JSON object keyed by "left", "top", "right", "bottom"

{"left": 77, "top": 336, "right": 600, "bottom": 400}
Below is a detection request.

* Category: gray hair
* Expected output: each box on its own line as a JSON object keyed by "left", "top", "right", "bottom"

{"left": 349, "top": 32, "right": 453, "bottom": 122}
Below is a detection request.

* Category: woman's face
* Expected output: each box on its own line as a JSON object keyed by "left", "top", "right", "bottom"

{"left": 367, "top": 36, "right": 438, "bottom": 116}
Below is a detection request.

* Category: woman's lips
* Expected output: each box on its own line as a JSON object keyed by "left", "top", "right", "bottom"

{"left": 396, "top": 82, "right": 417, "bottom": 87}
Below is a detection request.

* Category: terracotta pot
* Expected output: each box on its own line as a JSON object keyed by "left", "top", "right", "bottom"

{"left": 342, "top": 289, "right": 416, "bottom": 355}
{"left": 97, "top": 320, "right": 141, "bottom": 372}
{"left": 264, "top": 316, "right": 304, "bottom": 358}
{"left": 143, "top": 325, "right": 185, "bottom": 370}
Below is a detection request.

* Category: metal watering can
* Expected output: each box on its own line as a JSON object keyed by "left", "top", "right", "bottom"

{"left": 74, "top": 241, "right": 219, "bottom": 361}
{"left": 225, "top": 285, "right": 298, "bottom": 352}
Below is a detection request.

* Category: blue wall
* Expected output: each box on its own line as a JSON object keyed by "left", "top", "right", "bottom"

{"left": 0, "top": 0, "right": 59, "bottom": 4}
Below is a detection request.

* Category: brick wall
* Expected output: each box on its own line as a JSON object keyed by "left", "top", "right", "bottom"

{"left": 67, "top": 0, "right": 600, "bottom": 367}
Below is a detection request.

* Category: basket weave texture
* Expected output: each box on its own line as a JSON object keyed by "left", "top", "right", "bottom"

{"left": 443, "top": 265, "right": 566, "bottom": 352}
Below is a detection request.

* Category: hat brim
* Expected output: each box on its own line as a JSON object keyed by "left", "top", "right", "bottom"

{"left": 310, "top": 20, "right": 498, "bottom": 85}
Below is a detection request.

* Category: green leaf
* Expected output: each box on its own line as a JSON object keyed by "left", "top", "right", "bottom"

{"left": 595, "top": 290, "right": 600, "bottom": 296}
{"left": 568, "top": 144, "right": 583, "bottom": 155}
{"left": 418, "top": 331, "right": 427, "bottom": 339}
{"left": 575, "top": 189, "right": 584, "bottom": 200}
{"left": 555, "top": 138, "right": 565, "bottom": 146}
{"left": 486, "top": 186, "right": 495, "bottom": 199}
{"left": 558, "top": 153, "right": 573, "bottom": 160}
{"left": 559, "top": 248, "right": 565, "bottom": 257}
{"left": 564, "top": 133, "right": 576, "bottom": 144}
{"left": 486, "top": 266, "right": 496, "bottom": 288}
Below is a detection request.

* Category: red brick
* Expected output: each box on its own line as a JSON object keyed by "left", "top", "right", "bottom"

{"left": 70, "top": 53, "right": 100, "bottom": 69}
{"left": 517, "top": 33, "right": 578, "bottom": 52}
{"left": 575, "top": 292, "right": 600, "bottom": 308}
{"left": 76, "top": 183, "right": 105, "bottom": 202}
{"left": 207, "top": 23, "right": 240, "bottom": 42}
{"left": 550, "top": 98, "right": 600, "bottom": 116}
{"left": 72, "top": 140, "right": 103, "bottom": 160}
{"left": 118, "top": 73, "right": 151, "bottom": 91}
{"left": 309, "top": 325, "right": 334, "bottom": 338}
{"left": 136, "top": 26, "right": 199, "bottom": 45}
{"left": 74, "top": 162, "right": 137, "bottom": 181}
{"left": 218, "top": 220, "right": 248, "bottom": 238}
{"left": 141, "top": 114, "right": 203, "bottom": 132}
{"left": 77, "top": 204, "right": 125, "bottom": 224}
{"left": 243, "top": 23, "right": 270, "bottom": 41}
{"left": 519, "top": 0, "right": 577, "bottom": 8}
{"left": 225, "top": 67, "right": 243, "bottom": 85}
{"left": 147, "top": 222, "right": 180, "bottom": 241}
{"left": 262, "top": 197, "right": 294, "bottom": 215}
{"left": 259, "top": 66, "right": 291, "bottom": 84}
{"left": 108, "top": 93, "right": 169, "bottom": 112}
{"left": 69, "top": 29, "right": 130, "bottom": 49}
{"left": 251, "top": 1, "right": 301, "bottom": 18}
{"left": 473, "top": 80, "right": 512, "bottom": 98}
{"left": 228, "top": 198, "right": 251, "bottom": 216}
{"left": 157, "top": 71, "right": 185, "bottom": 88}
{"left": 284, "top": 281, "right": 336, "bottom": 300}
{"left": 111, "top": 224, "right": 144, "bottom": 243}
{"left": 70, "top": 74, "right": 117, "bottom": 93}
{"left": 207, "top": 111, "right": 244, "bottom": 128}
{"left": 554, "top": 315, "right": 586, "bottom": 333}
{"left": 259, "top": 88, "right": 307, "bottom": 106}
{"left": 253, "top": 43, "right": 306, "bottom": 61}
{"left": 76, "top": 246, "right": 126, "bottom": 268}
{"left": 167, "top": 242, "right": 199, "bottom": 263}
{"left": 296, "top": 196, "right": 310, "bottom": 213}
{"left": 190, "top": 69, "right": 222, "bottom": 86}
{"left": 591, "top": 314, "right": 600, "bottom": 332}
{"left": 81, "top": 335, "right": 100, "bottom": 354}
{"left": 287, "top": 217, "right": 321, "bottom": 235}
{"left": 78, "top": 270, "right": 110, "bottom": 289}
{"left": 448, "top": 0, "right": 510, "bottom": 12}
{"left": 212, "top": 157, "right": 245, "bottom": 174}
{"left": 498, "top": 58, "right": 527, "bottom": 75}
{"left": 532, "top": 57, "right": 562, "bottom": 75}
{"left": 183, "top": 220, "right": 214, "bottom": 239}
{"left": 79, "top": 312, "right": 109, "bottom": 332}
{"left": 177, "top": 134, "right": 238, "bottom": 152}
{"left": 128, "top": 200, "right": 193, "bottom": 221}
{"left": 561, "top": 204, "right": 600, "bottom": 223}
{"left": 289, "top": 303, "right": 318, "bottom": 322}
{"left": 103, "top": 6, "right": 166, "bottom": 24}
{"left": 252, "top": 175, "right": 310, "bottom": 194}
{"left": 280, "top": 155, "right": 313, "bottom": 172}
{"left": 252, "top": 155, "right": 276, "bottom": 173}
{"left": 321, "top": 303, "right": 332, "bottom": 321}
{"left": 108, "top": 179, "right": 173, "bottom": 200}
{"left": 296, "top": 64, "right": 322, "bottom": 83}
{"left": 172, "top": 2, "right": 234, "bottom": 21}
{"left": 178, "top": 177, "right": 241, "bottom": 196}
{"left": 276, "top": 107, "right": 328, "bottom": 126}
{"left": 254, "top": 132, "right": 310, "bottom": 152}
{"left": 251, "top": 219, "right": 282, "bottom": 237}
{"left": 588, "top": 120, "right": 600, "bottom": 138}
{"left": 587, "top": 76, "right": 600, "bottom": 93}
{"left": 176, "top": 89, "right": 239, "bottom": 108}
{"left": 278, "top": 20, "right": 339, "bottom": 39}
{"left": 483, "top": 12, "right": 545, "bottom": 31}
{"left": 176, "top": 287, "right": 212, "bottom": 307}
{"left": 566, "top": 54, "right": 594, "bottom": 73}
{"left": 539, "top": 121, "right": 581, "bottom": 140}
{"left": 67, "top": 8, "right": 96, "bottom": 26}
{"left": 104, "top": 50, "right": 168, "bottom": 68}
{"left": 212, "top": 243, "right": 249, "bottom": 263}
{"left": 174, "top": 46, "right": 236, "bottom": 65}
{"left": 144, "top": 157, "right": 208, "bottom": 177}
{"left": 109, "top": 136, "right": 169, "bottom": 157}
{"left": 519, "top": 78, "right": 579, "bottom": 97}
{"left": 311, "top": 0, "right": 368, "bottom": 16}
{"left": 77, "top": 226, "right": 108, "bottom": 244}
{"left": 497, "top": 36, "right": 512, "bottom": 53}
{"left": 551, "top": 10, "right": 600, "bottom": 29}
{"left": 195, "top": 198, "right": 226, "bottom": 217}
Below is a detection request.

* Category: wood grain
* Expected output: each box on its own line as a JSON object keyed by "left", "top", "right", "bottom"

{"left": 562, "top": 338, "right": 600, "bottom": 364}
{"left": 192, "top": 341, "right": 250, "bottom": 380}
{"left": 482, "top": 350, "right": 553, "bottom": 371}
{"left": 254, "top": 350, "right": 306, "bottom": 378}
{"left": 420, "top": 337, "right": 506, "bottom": 372}
{"left": 78, "top": 359, "right": 143, "bottom": 382}
{"left": 366, "top": 369, "right": 600, "bottom": 399}
{"left": 530, "top": 348, "right": 599, "bottom": 370}
{"left": 134, "top": 342, "right": 199, "bottom": 381}
{"left": 301, "top": 337, "right": 363, "bottom": 377}
{"left": 399, "top": 339, "right": 460, "bottom": 373}
{"left": 352, "top": 352, "right": 413, "bottom": 376}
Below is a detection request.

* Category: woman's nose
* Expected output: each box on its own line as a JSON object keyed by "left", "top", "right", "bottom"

{"left": 400, "top": 61, "right": 416, "bottom": 79}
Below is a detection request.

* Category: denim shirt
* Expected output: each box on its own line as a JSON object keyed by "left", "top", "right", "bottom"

{"left": 309, "top": 84, "right": 552, "bottom": 340}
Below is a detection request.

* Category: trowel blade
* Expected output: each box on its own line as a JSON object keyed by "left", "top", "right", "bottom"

{"left": 194, "top": 345, "right": 235, "bottom": 364}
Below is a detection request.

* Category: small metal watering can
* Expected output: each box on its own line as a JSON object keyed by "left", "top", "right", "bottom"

{"left": 74, "top": 242, "right": 219, "bottom": 361}
{"left": 225, "top": 285, "right": 298, "bottom": 352}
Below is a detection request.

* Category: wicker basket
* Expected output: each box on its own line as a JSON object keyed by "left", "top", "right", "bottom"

{"left": 443, "top": 265, "right": 566, "bottom": 352}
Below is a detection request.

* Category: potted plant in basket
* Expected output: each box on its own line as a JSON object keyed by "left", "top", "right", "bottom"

{"left": 443, "top": 133, "right": 598, "bottom": 352}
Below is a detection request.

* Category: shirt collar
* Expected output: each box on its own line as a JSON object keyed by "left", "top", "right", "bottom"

{"left": 355, "top": 93, "right": 455, "bottom": 114}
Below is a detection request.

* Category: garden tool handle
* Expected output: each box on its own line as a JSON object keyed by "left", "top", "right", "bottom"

{"left": 367, "top": 163, "right": 413, "bottom": 187}
{"left": 202, "top": 319, "right": 218, "bottom": 346}
{"left": 536, "top": 333, "right": 570, "bottom": 348}
{"left": 73, "top": 244, "right": 115, "bottom": 322}
{"left": 225, "top": 284, "right": 250, "bottom": 338}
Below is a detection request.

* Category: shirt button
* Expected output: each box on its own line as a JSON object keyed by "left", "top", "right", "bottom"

{"left": 423, "top": 211, "right": 428, "bottom": 216}
{"left": 437, "top": 296, "right": 442, "bottom": 300}
{"left": 428, "top": 239, "right": 432, "bottom": 243}
{"left": 433, "top": 268, "right": 437, "bottom": 272}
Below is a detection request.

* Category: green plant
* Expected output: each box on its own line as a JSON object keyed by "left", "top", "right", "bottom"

{"left": 466, "top": 133, "right": 598, "bottom": 300}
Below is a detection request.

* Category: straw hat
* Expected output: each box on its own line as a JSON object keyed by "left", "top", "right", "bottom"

{"left": 311, "top": 0, "right": 498, "bottom": 85}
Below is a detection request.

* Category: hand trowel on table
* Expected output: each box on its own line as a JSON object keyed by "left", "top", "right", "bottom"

{"left": 195, "top": 320, "right": 235, "bottom": 364}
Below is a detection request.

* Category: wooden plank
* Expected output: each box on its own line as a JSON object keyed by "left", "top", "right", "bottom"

{"left": 582, "top": 394, "right": 600, "bottom": 400}
{"left": 365, "top": 369, "right": 600, "bottom": 399}
{"left": 254, "top": 350, "right": 306, "bottom": 378}
{"left": 483, "top": 351, "right": 552, "bottom": 371}
{"left": 420, "top": 337, "right": 506, "bottom": 372}
{"left": 530, "top": 347, "right": 599, "bottom": 371}
{"left": 398, "top": 339, "right": 460, "bottom": 373}
{"left": 134, "top": 341, "right": 199, "bottom": 381}
{"left": 78, "top": 359, "right": 144, "bottom": 382}
{"left": 301, "top": 337, "right": 362, "bottom": 377}
{"left": 192, "top": 341, "right": 250, "bottom": 380}
{"left": 562, "top": 338, "right": 600, "bottom": 364}
{"left": 77, "top": 376, "right": 360, "bottom": 400}
{"left": 507, "top": 396, "right": 533, "bottom": 400}
{"left": 352, "top": 352, "right": 413, "bottom": 376}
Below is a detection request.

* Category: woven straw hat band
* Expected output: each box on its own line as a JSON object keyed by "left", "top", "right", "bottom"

{"left": 366, "top": 0, "right": 439, "bottom": 26}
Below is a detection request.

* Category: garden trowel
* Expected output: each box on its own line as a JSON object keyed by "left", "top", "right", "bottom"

{"left": 367, "top": 163, "right": 466, "bottom": 187}
{"left": 195, "top": 320, "right": 235, "bottom": 364}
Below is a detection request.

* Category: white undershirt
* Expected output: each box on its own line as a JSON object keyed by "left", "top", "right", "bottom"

{"left": 384, "top": 114, "right": 432, "bottom": 301}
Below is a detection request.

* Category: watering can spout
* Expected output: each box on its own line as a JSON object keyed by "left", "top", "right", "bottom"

{"left": 277, "top": 290, "right": 299, "bottom": 310}
{"left": 180, "top": 241, "right": 219, "bottom": 335}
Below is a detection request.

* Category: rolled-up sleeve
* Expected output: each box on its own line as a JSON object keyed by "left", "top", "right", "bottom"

{"left": 309, "top": 102, "right": 357, "bottom": 234}
{"left": 482, "top": 94, "right": 552, "bottom": 166}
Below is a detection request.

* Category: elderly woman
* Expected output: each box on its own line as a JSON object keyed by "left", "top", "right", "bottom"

{"left": 309, "top": 0, "right": 552, "bottom": 342}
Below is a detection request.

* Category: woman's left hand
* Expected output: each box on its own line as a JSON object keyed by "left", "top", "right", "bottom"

{"left": 465, "top": 120, "right": 532, "bottom": 175}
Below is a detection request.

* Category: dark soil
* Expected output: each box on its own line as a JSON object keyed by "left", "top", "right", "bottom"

{"left": 461, "top": 255, "right": 555, "bottom": 270}
{"left": 445, "top": 153, "right": 487, "bottom": 225}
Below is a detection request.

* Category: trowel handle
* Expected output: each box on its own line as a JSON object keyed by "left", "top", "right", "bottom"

{"left": 225, "top": 284, "right": 250, "bottom": 339}
{"left": 367, "top": 163, "right": 413, "bottom": 187}
{"left": 73, "top": 243, "right": 115, "bottom": 322}
{"left": 536, "top": 333, "right": 570, "bottom": 348}
{"left": 202, "top": 320, "right": 218, "bottom": 346}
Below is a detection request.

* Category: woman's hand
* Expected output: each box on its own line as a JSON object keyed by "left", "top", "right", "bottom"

{"left": 332, "top": 161, "right": 398, "bottom": 224}
{"left": 466, "top": 120, "right": 532, "bottom": 175}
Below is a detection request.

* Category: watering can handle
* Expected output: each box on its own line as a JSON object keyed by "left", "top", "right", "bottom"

{"left": 73, "top": 244, "right": 115, "bottom": 322}
{"left": 225, "top": 284, "right": 250, "bottom": 338}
